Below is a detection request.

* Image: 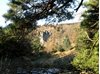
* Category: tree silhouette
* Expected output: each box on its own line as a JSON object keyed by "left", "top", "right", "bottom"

{"left": 3, "top": 0, "right": 84, "bottom": 30}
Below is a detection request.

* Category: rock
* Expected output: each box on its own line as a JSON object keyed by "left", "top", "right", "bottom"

{"left": 47, "top": 68, "right": 60, "bottom": 74}
{"left": 17, "top": 67, "right": 22, "bottom": 74}
{"left": 31, "top": 70, "right": 39, "bottom": 74}
{"left": 22, "top": 70, "right": 27, "bottom": 74}
{"left": 16, "top": 67, "right": 79, "bottom": 74}
{"left": 30, "top": 68, "right": 60, "bottom": 74}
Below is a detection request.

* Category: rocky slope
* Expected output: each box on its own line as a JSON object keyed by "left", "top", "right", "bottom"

{"left": 30, "top": 22, "right": 80, "bottom": 52}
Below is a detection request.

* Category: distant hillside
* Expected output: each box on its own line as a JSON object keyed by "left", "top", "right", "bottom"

{"left": 29, "top": 22, "right": 80, "bottom": 52}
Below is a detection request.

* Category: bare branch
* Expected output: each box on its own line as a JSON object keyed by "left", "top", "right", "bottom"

{"left": 75, "top": 0, "right": 84, "bottom": 12}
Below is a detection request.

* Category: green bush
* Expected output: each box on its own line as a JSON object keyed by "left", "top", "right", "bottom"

{"left": 0, "top": 28, "right": 43, "bottom": 57}
{"left": 27, "top": 35, "right": 44, "bottom": 55}
{"left": 72, "top": 31, "right": 99, "bottom": 74}
{"left": 0, "top": 35, "right": 33, "bottom": 57}
{"left": 72, "top": 0, "right": 99, "bottom": 72}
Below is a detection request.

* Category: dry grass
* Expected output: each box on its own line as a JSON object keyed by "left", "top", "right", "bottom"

{"left": 53, "top": 48, "right": 76, "bottom": 58}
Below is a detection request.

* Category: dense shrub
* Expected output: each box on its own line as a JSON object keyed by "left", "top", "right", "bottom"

{"left": 0, "top": 28, "right": 43, "bottom": 57}
{"left": 72, "top": 30, "right": 99, "bottom": 74}
{"left": 27, "top": 35, "right": 44, "bottom": 55}
{"left": 0, "top": 35, "right": 33, "bottom": 57}
{"left": 72, "top": 0, "right": 99, "bottom": 73}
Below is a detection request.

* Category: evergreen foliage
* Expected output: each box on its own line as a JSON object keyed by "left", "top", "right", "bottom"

{"left": 3, "top": 0, "right": 82, "bottom": 30}
{"left": 27, "top": 35, "right": 44, "bottom": 55}
{"left": 63, "top": 36, "right": 71, "bottom": 50}
{"left": 55, "top": 36, "right": 71, "bottom": 52}
{"left": 72, "top": 0, "right": 99, "bottom": 74}
{"left": 0, "top": 27, "right": 43, "bottom": 57}
{"left": 0, "top": 32, "right": 31, "bottom": 57}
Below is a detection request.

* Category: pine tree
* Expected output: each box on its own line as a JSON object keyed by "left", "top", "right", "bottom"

{"left": 72, "top": 0, "right": 99, "bottom": 74}
{"left": 3, "top": 0, "right": 84, "bottom": 30}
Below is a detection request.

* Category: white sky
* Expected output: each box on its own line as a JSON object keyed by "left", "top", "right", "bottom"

{"left": 0, "top": 0, "right": 9, "bottom": 27}
{"left": 0, "top": 0, "right": 87, "bottom": 27}
{"left": 37, "top": 6, "right": 86, "bottom": 25}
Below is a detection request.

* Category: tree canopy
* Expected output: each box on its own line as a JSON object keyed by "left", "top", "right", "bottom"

{"left": 72, "top": 0, "right": 99, "bottom": 73}
{"left": 81, "top": 0, "right": 99, "bottom": 38}
{"left": 3, "top": 0, "right": 83, "bottom": 30}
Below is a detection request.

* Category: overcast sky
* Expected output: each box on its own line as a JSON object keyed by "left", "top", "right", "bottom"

{"left": 0, "top": 0, "right": 87, "bottom": 27}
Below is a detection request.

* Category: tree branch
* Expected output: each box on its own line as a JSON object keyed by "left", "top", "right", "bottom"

{"left": 75, "top": 0, "right": 84, "bottom": 12}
